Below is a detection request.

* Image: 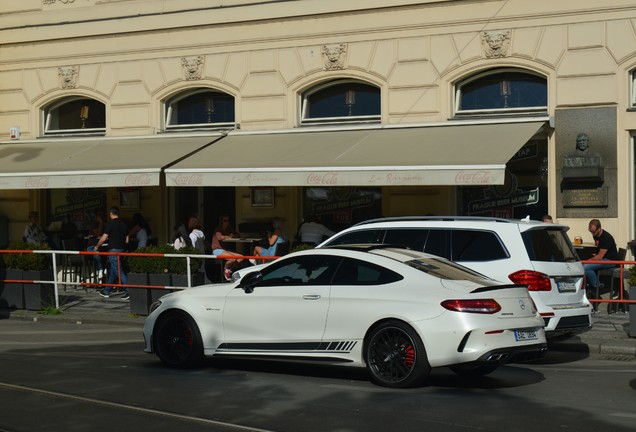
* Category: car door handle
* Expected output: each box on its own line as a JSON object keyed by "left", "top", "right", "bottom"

{"left": 302, "top": 294, "right": 321, "bottom": 300}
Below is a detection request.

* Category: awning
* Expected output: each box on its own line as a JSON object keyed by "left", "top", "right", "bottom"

{"left": 165, "top": 120, "right": 546, "bottom": 187}
{"left": 0, "top": 134, "right": 221, "bottom": 189}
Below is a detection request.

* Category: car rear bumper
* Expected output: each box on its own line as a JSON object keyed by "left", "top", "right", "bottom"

{"left": 475, "top": 342, "right": 548, "bottom": 364}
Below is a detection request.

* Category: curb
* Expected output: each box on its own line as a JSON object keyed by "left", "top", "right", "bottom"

{"left": 548, "top": 340, "right": 636, "bottom": 356}
{"left": 2, "top": 309, "right": 145, "bottom": 327}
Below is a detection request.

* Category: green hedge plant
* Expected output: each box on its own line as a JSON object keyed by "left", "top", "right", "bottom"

{"left": 2, "top": 241, "right": 51, "bottom": 271}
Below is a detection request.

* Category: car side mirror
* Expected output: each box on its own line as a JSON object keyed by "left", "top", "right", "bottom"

{"left": 239, "top": 271, "right": 263, "bottom": 294}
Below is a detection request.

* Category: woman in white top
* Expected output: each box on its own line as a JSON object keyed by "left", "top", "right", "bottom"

{"left": 171, "top": 223, "right": 193, "bottom": 250}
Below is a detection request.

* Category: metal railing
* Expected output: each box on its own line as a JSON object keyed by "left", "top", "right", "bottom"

{"left": 0, "top": 248, "right": 279, "bottom": 309}
{"left": 581, "top": 258, "right": 635, "bottom": 311}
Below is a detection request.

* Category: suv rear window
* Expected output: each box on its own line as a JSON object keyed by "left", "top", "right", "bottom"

{"left": 521, "top": 229, "right": 578, "bottom": 262}
{"left": 450, "top": 229, "right": 508, "bottom": 261}
{"left": 326, "top": 229, "right": 384, "bottom": 246}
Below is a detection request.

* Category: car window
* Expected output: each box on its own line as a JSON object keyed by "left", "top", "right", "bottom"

{"left": 332, "top": 257, "right": 403, "bottom": 285}
{"left": 407, "top": 257, "right": 490, "bottom": 283}
{"left": 451, "top": 229, "right": 508, "bottom": 261}
{"left": 423, "top": 229, "right": 450, "bottom": 259}
{"left": 259, "top": 255, "right": 340, "bottom": 286}
{"left": 323, "top": 229, "right": 384, "bottom": 246}
{"left": 383, "top": 229, "right": 429, "bottom": 251}
{"left": 522, "top": 228, "right": 578, "bottom": 262}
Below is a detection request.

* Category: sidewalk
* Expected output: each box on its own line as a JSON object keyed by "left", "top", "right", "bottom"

{"left": 2, "top": 286, "right": 636, "bottom": 357}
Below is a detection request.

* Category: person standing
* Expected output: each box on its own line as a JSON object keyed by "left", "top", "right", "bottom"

{"left": 583, "top": 218, "right": 618, "bottom": 298}
{"left": 542, "top": 214, "right": 553, "bottom": 223}
{"left": 86, "top": 210, "right": 106, "bottom": 281}
{"left": 95, "top": 206, "right": 129, "bottom": 300}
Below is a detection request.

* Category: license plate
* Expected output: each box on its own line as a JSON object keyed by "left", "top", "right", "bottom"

{"left": 514, "top": 329, "right": 538, "bottom": 341}
{"left": 557, "top": 281, "right": 576, "bottom": 293}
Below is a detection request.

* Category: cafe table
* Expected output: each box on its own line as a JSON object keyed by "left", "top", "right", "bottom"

{"left": 574, "top": 243, "right": 596, "bottom": 260}
{"left": 221, "top": 237, "right": 264, "bottom": 255}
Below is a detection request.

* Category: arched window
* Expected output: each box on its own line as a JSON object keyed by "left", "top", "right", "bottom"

{"left": 44, "top": 97, "right": 106, "bottom": 135}
{"left": 301, "top": 79, "right": 381, "bottom": 125}
{"left": 165, "top": 88, "right": 235, "bottom": 131}
{"left": 631, "top": 69, "right": 636, "bottom": 107}
{"left": 455, "top": 69, "right": 547, "bottom": 115}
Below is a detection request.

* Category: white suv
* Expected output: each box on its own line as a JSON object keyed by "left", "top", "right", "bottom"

{"left": 319, "top": 216, "right": 591, "bottom": 336}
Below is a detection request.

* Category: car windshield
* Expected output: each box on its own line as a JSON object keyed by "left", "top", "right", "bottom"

{"left": 521, "top": 228, "right": 578, "bottom": 262}
{"left": 406, "top": 257, "right": 490, "bottom": 283}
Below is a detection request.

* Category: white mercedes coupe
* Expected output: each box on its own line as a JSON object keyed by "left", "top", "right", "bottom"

{"left": 143, "top": 245, "right": 547, "bottom": 388}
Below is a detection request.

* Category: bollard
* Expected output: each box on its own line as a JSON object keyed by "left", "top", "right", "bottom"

{"left": 630, "top": 286, "right": 636, "bottom": 338}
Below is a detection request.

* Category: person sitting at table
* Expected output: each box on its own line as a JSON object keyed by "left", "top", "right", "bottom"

{"left": 584, "top": 218, "right": 618, "bottom": 299}
{"left": 127, "top": 213, "right": 151, "bottom": 249}
{"left": 253, "top": 217, "right": 287, "bottom": 262}
{"left": 171, "top": 223, "right": 193, "bottom": 251}
{"left": 298, "top": 214, "right": 335, "bottom": 245}
{"left": 24, "top": 210, "right": 54, "bottom": 247}
{"left": 211, "top": 214, "right": 245, "bottom": 281}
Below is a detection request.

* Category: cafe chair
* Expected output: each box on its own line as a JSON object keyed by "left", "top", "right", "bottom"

{"left": 596, "top": 247, "right": 627, "bottom": 311}
{"left": 61, "top": 238, "right": 88, "bottom": 291}
{"left": 275, "top": 242, "right": 290, "bottom": 257}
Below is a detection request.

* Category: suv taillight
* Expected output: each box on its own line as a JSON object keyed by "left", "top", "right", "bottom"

{"left": 441, "top": 299, "right": 501, "bottom": 314}
{"left": 509, "top": 270, "right": 552, "bottom": 291}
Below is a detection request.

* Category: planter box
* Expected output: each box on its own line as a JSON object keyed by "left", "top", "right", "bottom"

{"left": 1, "top": 268, "right": 24, "bottom": 309}
{"left": 128, "top": 272, "right": 150, "bottom": 315}
{"left": 172, "top": 272, "right": 205, "bottom": 288}
{"left": 23, "top": 269, "right": 54, "bottom": 310}
{"left": 148, "top": 273, "right": 172, "bottom": 303}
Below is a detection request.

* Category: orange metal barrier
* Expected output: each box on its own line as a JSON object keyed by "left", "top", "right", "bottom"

{"left": 0, "top": 249, "right": 282, "bottom": 309}
{"left": 580, "top": 258, "right": 635, "bottom": 310}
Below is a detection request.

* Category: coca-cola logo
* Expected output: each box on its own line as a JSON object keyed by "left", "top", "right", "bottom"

{"left": 125, "top": 173, "right": 153, "bottom": 186}
{"left": 173, "top": 174, "right": 203, "bottom": 186}
{"left": 25, "top": 177, "right": 50, "bottom": 188}
{"left": 306, "top": 172, "right": 339, "bottom": 185}
{"left": 455, "top": 171, "right": 491, "bottom": 184}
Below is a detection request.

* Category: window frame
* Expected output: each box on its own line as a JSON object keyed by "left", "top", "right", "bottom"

{"left": 454, "top": 68, "right": 548, "bottom": 116}
{"left": 164, "top": 88, "right": 236, "bottom": 132}
{"left": 300, "top": 79, "right": 381, "bottom": 126}
{"left": 42, "top": 96, "right": 106, "bottom": 136}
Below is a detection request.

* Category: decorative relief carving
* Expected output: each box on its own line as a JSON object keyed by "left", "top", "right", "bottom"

{"left": 322, "top": 43, "right": 347, "bottom": 70}
{"left": 58, "top": 66, "right": 79, "bottom": 89}
{"left": 181, "top": 56, "right": 204, "bottom": 80}
{"left": 481, "top": 31, "right": 510, "bottom": 58}
{"left": 43, "top": 0, "right": 76, "bottom": 5}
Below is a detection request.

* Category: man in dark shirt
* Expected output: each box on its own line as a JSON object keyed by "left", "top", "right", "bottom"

{"left": 95, "top": 206, "right": 129, "bottom": 299}
{"left": 583, "top": 218, "right": 618, "bottom": 298}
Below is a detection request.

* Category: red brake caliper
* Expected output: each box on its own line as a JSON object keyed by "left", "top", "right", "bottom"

{"left": 404, "top": 344, "right": 415, "bottom": 367}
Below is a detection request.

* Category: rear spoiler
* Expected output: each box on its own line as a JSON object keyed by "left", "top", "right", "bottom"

{"left": 471, "top": 284, "right": 527, "bottom": 293}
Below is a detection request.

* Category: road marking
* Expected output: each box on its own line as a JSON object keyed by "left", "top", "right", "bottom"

{"left": 611, "top": 413, "right": 636, "bottom": 419}
{"left": 0, "top": 381, "right": 276, "bottom": 432}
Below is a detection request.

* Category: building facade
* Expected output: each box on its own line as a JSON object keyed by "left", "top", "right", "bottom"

{"left": 0, "top": 0, "right": 635, "bottom": 253}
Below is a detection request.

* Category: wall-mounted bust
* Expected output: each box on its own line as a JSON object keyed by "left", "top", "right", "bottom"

{"left": 564, "top": 133, "right": 601, "bottom": 167}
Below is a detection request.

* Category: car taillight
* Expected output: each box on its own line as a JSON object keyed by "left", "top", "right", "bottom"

{"left": 441, "top": 299, "right": 501, "bottom": 314}
{"left": 509, "top": 270, "right": 552, "bottom": 291}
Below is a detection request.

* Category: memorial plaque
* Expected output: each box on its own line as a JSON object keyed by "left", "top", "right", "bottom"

{"left": 562, "top": 187, "right": 608, "bottom": 208}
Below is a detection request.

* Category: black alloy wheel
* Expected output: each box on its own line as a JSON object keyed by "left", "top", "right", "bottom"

{"left": 365, "top": 321, "right": 430, "bottom": 388}
{"left": 154, "top": 311, "right": 204, "bottom": 368}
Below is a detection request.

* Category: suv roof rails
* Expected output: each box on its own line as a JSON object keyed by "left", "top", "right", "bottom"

{"left": 353, "top": 216, "right": 515, "bottom": 227}
{"left": 324, "top": 243, "right": 410, "bottom": 252}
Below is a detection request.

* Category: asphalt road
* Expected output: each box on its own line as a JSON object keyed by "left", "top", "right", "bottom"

{"left": 0, "top": 319, "right": 635, "bottom": 432}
